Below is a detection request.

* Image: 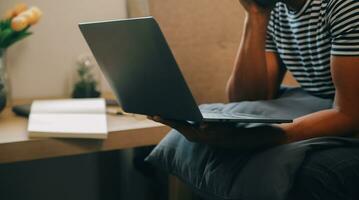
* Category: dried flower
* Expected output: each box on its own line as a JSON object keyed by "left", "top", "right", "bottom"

{"left": 0, "top": 4, "right": 42, "bottom": 49}
{"left": 13, "top": 3, "right": 28, "bottom": 16}
{"left": 19, "top": 11, "right": 35, "bottom": 24}
{"left": 21, "top": 12, "right": 35, "bottom": 25}
{"left": 11, "top": 16, "right": 29, "bottom": 31}
{"left": 28, "top": 7, "right": 42, "bottom": 25}
{"left": 3, "top": 9, "right": 15, "bottom": 20}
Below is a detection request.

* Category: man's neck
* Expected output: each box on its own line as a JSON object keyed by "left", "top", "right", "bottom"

{"left": 283, "top": 0, "right": 308, "bottom": 11}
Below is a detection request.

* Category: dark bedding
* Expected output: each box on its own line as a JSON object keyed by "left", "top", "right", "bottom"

{"left": 146, "top": 87, "right": 359, "bottom": 200}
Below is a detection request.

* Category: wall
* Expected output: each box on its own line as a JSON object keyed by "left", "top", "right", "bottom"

{"left": 0, "top": 0, "right": 127, "bottom": 99}
{"left": 149, "top": 0, "right": 244, "bottom": 104}
{"left": 127, "top": 0, "right": 150, "bottom": 17}
{"left": 1, "top": 0, "right": 297, "bottom": 101}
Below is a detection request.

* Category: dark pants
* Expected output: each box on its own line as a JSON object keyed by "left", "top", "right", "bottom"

{"left": 289, "top": 147, "right": 359, "bottom": 200}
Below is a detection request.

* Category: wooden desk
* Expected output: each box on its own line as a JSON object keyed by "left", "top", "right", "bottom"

{"left": 0, "top": 108, "right": 171, "bottom": 164}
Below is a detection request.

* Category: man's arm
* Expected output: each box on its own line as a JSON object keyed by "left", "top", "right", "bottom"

{"left": 226, "top": 2, "right": 286, "bottom": 102}
{"left": 151, "top": 57, "right": 359, "bottom": 149}
{"left": 281, "top": 56, "right": 359, "bottom": 142}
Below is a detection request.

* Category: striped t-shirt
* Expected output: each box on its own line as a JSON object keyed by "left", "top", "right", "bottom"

{"left": 266, "top": 0, "right": 359, "bottom": 98}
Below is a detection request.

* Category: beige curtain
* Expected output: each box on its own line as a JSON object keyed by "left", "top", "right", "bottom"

{"left": 127, "top": 0, "right": 150, "bottom": 17}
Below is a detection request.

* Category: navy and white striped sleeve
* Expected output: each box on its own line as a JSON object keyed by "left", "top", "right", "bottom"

{"left": 266, "top": 32, "right": 277, "bottom": 52}
{"left": 266, "top": 12, "right": 277, "bottom": 52}
{"left": 327, "top": 0, "right": 359, "bottom": 56}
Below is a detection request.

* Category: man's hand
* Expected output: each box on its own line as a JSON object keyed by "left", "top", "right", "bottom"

{"left": 149, "top": 116, "right": 287, "bottom": 150}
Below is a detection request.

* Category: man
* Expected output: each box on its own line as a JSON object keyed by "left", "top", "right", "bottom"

{"left": 151, "top": 0, "right": 359, "bottom": 198}
{"left": 152, "top": 0, "right": 359, "bottom": 155}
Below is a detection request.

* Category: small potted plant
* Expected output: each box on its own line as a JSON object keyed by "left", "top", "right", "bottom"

{"left": 71, "top": 55, "right": 101, "bottom": 99}
{"left": 0, "top": 3, "right": 42, "bottom": 112}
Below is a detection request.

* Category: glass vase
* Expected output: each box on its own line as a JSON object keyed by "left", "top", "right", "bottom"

{"left": 0, "top": 49, "right": 10, "bottom": 113}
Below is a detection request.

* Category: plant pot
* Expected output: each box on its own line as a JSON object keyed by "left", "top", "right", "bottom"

{"left": 70, "top": 54, "right": 101, "bottom": 99}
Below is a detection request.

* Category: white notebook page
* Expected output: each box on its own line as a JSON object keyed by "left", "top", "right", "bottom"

{"left": 28, "top": 98, "right": 108, "bottom": 139}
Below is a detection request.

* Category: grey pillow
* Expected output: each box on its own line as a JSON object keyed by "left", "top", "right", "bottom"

{"left": 145, "top": 88, "right": 335, "bottom": 200}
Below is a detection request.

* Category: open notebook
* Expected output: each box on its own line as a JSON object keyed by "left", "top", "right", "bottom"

{"left": 28, "top": 98, "right": 108, "bottom": 139}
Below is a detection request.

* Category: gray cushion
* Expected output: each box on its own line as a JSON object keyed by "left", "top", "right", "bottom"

{"left": 145, "top": 88, "right": 339, "bottom": 200}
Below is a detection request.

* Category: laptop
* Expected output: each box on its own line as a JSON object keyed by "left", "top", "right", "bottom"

{"left": 79, "top": 17, "right": 292, "bottom": 124}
